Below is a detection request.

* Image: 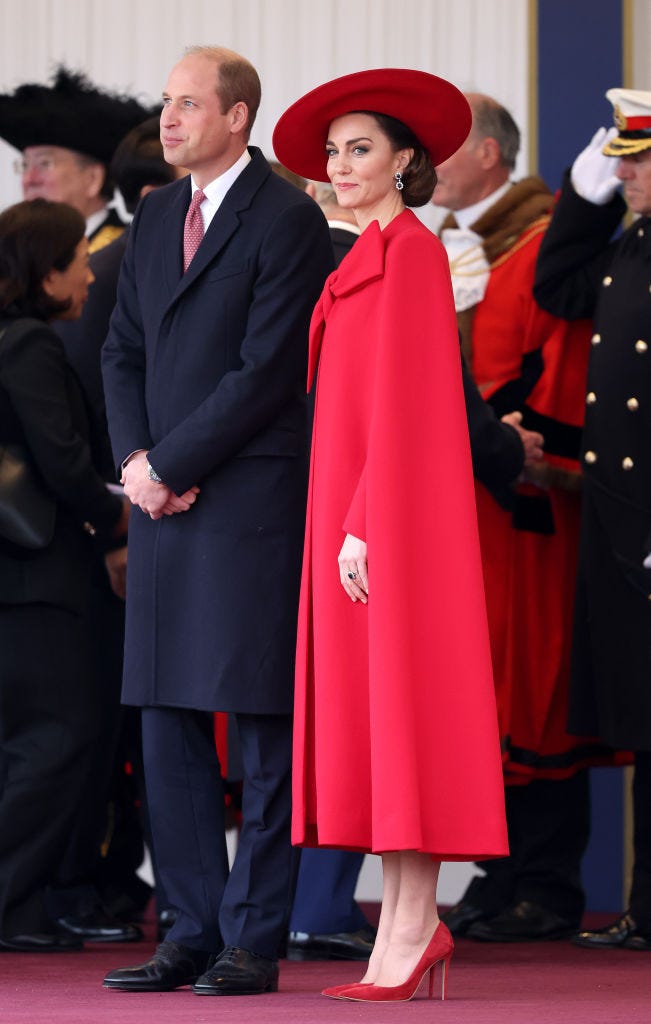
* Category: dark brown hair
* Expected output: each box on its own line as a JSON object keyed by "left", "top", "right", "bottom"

{"left": 111, "top": 115, "right": 176, "bottom": 213}
{"left": 0, "top": 198, "right": 86, "bottom": 320}
{"left": 360, "top": 111, "right": 438, "bottom": 207}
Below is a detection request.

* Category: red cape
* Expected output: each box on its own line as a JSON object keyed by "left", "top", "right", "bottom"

{"left": 293, "top": 211, "right": 508, "bottom": 859}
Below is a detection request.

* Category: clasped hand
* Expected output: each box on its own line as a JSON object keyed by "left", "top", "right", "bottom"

{"left": 121, "top": 451, "right": 199, "bottom": 520}
{"left": 501, "top": 411, "right": 544, "bottom": 467}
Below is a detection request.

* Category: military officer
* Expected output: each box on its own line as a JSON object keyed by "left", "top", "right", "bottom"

{"left": 535, "top": 87, "right": 651, "bottom": 951}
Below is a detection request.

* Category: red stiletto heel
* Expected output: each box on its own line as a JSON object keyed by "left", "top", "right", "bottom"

{"left": 322, "top": 921, "right": 454, "bottom": 1002}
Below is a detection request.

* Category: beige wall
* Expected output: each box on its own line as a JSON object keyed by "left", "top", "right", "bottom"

{"left": 0, "top": 0, "right": 530, "bottom": 231}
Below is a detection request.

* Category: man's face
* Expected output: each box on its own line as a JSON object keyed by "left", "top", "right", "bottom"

{"left": 20, "top": 145, "right": 104, "bottom": 214}
{"left": 616, "top": 149, "right": 651, "bottom": 217}
{"left": 160, "top": 54, "right": 243, "bottom": 184}
{"left": 431, "top": 134, "right": 487, "bottom": 212}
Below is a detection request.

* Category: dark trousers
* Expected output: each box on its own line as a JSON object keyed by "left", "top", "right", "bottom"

{"left": 290, "top": 849, "right": 367, "bottom": 934}
{"left": 142, "top": 706, "right": 295, "bottom": 958}
{"left": 49, "top": 570, "right": 155, "bottom": 919}
{"left": 630, "top": 752, "right": 651, "bottom": 929}
{"left": 0, "top": 604, "right": 97, "bottom": 936}
{"left": 465, "top": 771, "right": 590, "bottom": 923}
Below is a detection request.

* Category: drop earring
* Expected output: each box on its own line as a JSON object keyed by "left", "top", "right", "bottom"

{"left": 394, "top": 171, "right": 404, "bottom": 191}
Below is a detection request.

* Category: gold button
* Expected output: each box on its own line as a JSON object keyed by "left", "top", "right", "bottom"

{"left": 623, "top": 457, "right": 634, "bottom": 470}
{"left": 591, "top": 333, "right": 601, "bottom": 345}
{"left": 584, "top": 451, "right": 597, "bottom": 464}
{"left": 627, "top": 397, "right": 640, "bottom": 411}
{"left": 603, "top": 275, "right": 613, "bottom": 286}
{"left": 586, "top": 392, "right": 596, "bottom": 404}
{"left": 636, "top": 339, "right": 648, "bottom": 353}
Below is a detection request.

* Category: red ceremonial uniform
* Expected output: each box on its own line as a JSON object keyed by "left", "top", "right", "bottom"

{"left": 470, "top": 211, "right": 626, "bottom": 782}
{"left": 293, "top": 209, "right": 508, "bottom": 860}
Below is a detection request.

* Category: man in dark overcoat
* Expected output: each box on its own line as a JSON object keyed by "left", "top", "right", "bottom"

{"left": 101, "top": 45, "right": 333, "bottom": 995}
{"left": 535, "top": 86, "right": 651, "bottom": 951}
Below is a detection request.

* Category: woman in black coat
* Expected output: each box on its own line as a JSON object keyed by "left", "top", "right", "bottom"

{"left": 0, "top": 199, "right": 128, "bottom": 951}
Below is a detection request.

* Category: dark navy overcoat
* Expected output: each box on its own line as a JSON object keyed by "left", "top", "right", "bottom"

{"left": 102, "top": 148, "right": 333, "bottom": 713}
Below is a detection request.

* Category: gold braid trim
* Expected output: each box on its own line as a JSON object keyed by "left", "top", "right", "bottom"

{"left": 603, "top": 136, "right": 651, "bottom": 156}
{"left": 88, "top": 224, "right": 124, "bottom": 255}
{"left": 489, "top": 216, "right": 550, "bottom": 270}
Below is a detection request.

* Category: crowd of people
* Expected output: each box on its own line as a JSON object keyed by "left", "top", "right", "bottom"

{"left": 0, "top": 42, "right": 650, "bottom": 1003}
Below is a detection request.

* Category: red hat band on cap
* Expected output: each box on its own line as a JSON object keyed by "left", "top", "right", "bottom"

{"left": 613, "top": 106, "right": 651, "bottom": 132}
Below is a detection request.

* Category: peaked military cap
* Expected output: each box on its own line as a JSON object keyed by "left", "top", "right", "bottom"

{"left": 604, "top": 88, "right": 651, "bottom": 156}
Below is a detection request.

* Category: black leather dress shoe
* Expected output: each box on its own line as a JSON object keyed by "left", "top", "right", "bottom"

{"left": 193, "top": 946, "right": 279, "bottom": 995}
{"left": 57, "top": 908, "right": 142, "bottom": 943}
{"left": 103, "top": 941, "right": 210, "bottom": 991}
{"left": 441, "top": 901, "right": 486, "bottom": 937}
{"left": 0, "top": 931, "right": 83, "bottom": 953}
{"left": 466, "top": 900, "right": 575, "bottom": 941}
{"left": 287, "top": 926, "right": 376, "bottom": 961}
{"left": 572, "top": 912, "right": 651, "bottom": 951}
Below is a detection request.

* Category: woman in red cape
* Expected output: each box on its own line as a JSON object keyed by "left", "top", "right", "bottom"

{"left": 273, "top": 70, "right": 507, "bottom": 1003}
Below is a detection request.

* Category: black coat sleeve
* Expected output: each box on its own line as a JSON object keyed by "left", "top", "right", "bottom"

{"left": 56, "top": 234, "right": 127, "bottom": 483}
{"left": 462, "top": 354, "right": 524, "bottom": 509}
{"left": 0, "top": 320, "right": 122, "bottom": 538}
{"left": 534, "top": 171, "right": 626, "bottom": 320}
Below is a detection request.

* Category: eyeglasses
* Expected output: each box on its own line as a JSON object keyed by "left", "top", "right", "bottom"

{"left": 13, "top": 155, "right": 60, "bottom": 175}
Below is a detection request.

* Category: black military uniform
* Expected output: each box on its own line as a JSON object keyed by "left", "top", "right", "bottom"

{"left": 535, "top": 158, "right": 651, "bottom": 946}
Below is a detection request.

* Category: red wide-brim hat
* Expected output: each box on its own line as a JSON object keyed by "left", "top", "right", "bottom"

{"left": 273, "top": 67, "right": 471, "bottom": 182}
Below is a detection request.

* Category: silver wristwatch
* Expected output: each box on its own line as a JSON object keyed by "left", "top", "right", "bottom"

{"left": 147, "top": 459, "right": 162, "bottom": 483}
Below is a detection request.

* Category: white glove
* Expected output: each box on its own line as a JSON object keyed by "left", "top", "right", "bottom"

{"left": 570, "top": 127, "right": 621, "bottom": 205}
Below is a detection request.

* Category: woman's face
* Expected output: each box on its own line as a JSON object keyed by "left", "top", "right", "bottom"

{"left": 325, "top": 113, "right": 411, "bottom": 224}
{"left": 42, "top": 237, "right": 94, "bottom": 320}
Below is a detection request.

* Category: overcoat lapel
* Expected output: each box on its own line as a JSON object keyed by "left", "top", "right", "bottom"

{"left": 161, "top": 149, "right": 270, "bottom": 316}
{"left": 161, "top": 177, "right": 190, "bottom": 296}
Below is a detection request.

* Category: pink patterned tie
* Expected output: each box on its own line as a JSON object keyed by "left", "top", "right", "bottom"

{"left": 183, "top": 188, "right": 206, "bottom": 272}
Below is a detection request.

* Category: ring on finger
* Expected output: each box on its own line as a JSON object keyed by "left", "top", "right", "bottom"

{"left": 347, "top": 571, "right": 358, "bottom": 580}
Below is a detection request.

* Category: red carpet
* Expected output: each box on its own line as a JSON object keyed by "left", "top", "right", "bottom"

{"left": 2, "top": 916, "right": 651, "bottom": 1024}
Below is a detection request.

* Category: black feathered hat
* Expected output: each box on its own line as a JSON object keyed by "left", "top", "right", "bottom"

{"left": 0, "top": 65, "right": 158, "bottom": 163}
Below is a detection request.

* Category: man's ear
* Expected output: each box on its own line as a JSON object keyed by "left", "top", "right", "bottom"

{"left": 476, "top": 136, "right": 501, "bottom": 171}
{"left": 229, "top": 101, "right": 249, "bottom": 136}
{"left": 84, "top": 162, "right": 106, "bottom": 200}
